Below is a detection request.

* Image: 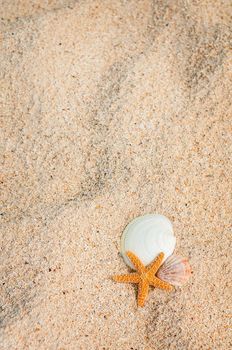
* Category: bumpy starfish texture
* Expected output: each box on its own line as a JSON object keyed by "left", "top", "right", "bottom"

{"left": 113, "top": 251, "right": 173, "bottom": 307}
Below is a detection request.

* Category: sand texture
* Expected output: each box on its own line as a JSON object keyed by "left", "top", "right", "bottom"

{"left": 1, "top": 1, "right": 232, "bottom": 349}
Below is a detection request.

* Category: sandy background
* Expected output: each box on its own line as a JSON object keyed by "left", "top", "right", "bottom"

{"left": 1, "top": 1, "right": 232, "bottom": 349}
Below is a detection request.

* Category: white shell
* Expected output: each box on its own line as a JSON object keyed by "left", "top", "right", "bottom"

{"left": 120, "top": 214, "right": 176, "bottom": 270}
{"left": 156, "top": 255, "right": 191, "bottom": 286}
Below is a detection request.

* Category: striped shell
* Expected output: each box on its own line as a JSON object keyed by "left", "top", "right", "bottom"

{"left": 156, "top": 255, "right": 191, "bottom": 286}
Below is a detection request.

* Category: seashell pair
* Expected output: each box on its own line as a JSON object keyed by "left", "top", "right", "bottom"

{"left": 120, "top": 214, "right": 191, "bottom": 286}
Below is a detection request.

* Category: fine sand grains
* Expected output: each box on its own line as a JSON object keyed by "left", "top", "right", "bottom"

{"left": 1, "top": 1, "right": 231, "bottom": 349}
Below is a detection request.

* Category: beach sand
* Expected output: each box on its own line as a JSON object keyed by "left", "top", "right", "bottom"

{"left": 1, "top": 1, "right": 231, "bottom": 349}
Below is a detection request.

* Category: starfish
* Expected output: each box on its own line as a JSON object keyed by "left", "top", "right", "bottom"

{"left": 113, "top": 251, "right": 173, "bottom": 307}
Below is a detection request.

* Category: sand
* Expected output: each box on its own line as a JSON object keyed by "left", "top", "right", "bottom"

{"left": 1, "top": 1, "right": 232, "bottom": 349}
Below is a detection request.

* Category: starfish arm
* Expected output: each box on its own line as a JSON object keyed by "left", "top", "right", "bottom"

{"left": 113, "top": 273, "right": 140, "bottom": 283}
{"left": 147, "top": 252, "right": 165, "bottom": 277}
{"left": 126, "top": 251, "right": 146, "bottom": 273}
{"left": 137, "top": 279, "right": 149, "bottom": 307}
{"left": 150, "top": 276, "right": 173, "bottom": 291}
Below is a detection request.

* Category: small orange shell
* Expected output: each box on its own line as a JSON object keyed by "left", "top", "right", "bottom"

{"left": 156, "top": 255, "right": 191, "bottom": 286}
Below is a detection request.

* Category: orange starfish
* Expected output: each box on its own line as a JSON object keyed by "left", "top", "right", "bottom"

{"left": 113, "top": 251, "right": 173, "bottom": 307}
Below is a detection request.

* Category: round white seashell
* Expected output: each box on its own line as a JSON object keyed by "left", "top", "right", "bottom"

{"left": 120, "top": 214, "right": 176, "bottom": 270}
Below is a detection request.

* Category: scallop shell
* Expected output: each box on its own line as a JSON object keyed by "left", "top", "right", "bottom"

{"left": 120, "top": 214, "right": 176, "bottom": 270}
{"left": 156, "top": 255, "right": 191, "bottom": 286}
